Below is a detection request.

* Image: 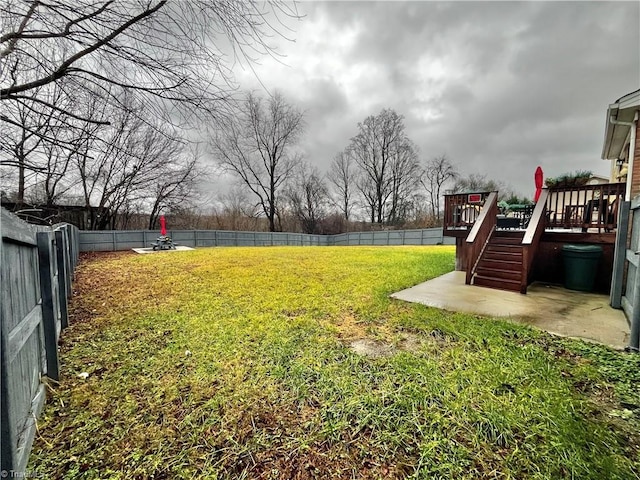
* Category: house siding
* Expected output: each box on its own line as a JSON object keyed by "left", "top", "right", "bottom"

{"left": 633, "top": 121, "right": 640, "bottom": 199}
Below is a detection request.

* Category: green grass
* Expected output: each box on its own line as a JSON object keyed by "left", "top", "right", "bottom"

{"left": 30, "top": 246, "right": 640, "bottom": 479}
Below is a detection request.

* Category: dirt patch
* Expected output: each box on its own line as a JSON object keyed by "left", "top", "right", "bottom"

{"left": 349, "top": 339, "right": 395, "bottom": 358}
{"left": 348, "top": 331, "right": 448, "bottom": 358}
{"left": 397, "top": 332, "right": 423, "bottom": 352}
{"left": 333, "top": 313, "right": 371, "bottom": 340}
{"left": 80, "top": 251, "right": 135, "bottom": 261}
{"left": 332, "top": 312, "right": 395, "bottom": 345}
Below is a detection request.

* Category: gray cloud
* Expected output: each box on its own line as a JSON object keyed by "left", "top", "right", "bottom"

{"left": 213, "top": 1, "right": 639, "bottom": 199}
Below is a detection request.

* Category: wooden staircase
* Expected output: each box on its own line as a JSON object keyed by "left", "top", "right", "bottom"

{"left": 463, "top": 189, "right": 547, "bottom": 295}
{"left": 472, "top": 231, "right": 525, "bottom": 292}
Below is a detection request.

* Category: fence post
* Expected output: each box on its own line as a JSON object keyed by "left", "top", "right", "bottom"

{"left": 36, "top": 232, "right": 60, "bottom": 381}
{"left": 63, "top": 226, "right": 72, "bottom": 298}
{"left": 73, "top": 227, "right": 77, "bottom": 262}
{"left": 70, "top": 226, "right": 78, "bottom": 269}
{"left": 54, "top": 230, "right": 70, "bottom": 330}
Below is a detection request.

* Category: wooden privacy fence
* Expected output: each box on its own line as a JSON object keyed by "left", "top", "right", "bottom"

{"left": 78, "top": 227, "right": 455, "bottom": 251}
{"left": 1, "top": 209, "right": 79, "bottom": 473}
{"left": 610, "top": 199, "right": 640, "bottom": 351}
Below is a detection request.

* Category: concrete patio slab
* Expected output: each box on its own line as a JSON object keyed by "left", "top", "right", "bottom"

{"left": 132, "top": 246, "right": 194, "bottom": 254}
{"left": 391, "top": 271, "right": 630, "bottom": 349}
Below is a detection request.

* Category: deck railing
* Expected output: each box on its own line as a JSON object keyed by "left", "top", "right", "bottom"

{"left": 444, "top": 183, "right": 625, "bottom": 234}
{"left": 465, "top": 192, "right": 498, "bottom": 285}
{"left": 545, "top": 182, "right": 625, "bottom": 233}
{"left": 443, "top": 192, "right": 492, "bottom": 230}
{"left": 521, "top": 189, "right": 549, "bottom": 293}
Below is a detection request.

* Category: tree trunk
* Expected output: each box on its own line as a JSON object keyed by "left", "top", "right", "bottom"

{"left": 17, "top": 162, "right": 25, "bottom": 206}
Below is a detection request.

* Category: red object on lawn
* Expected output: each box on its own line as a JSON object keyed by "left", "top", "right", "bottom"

{"left": 160, "top": 215, "right": 167, "bottom": 236}
{"left": 534, "top": 166, "right": 543, "bottom": 202}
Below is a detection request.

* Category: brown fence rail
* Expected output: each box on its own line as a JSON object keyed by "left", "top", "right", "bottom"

{"left": 1, "top": 208, "right": 79, "bottom": 473}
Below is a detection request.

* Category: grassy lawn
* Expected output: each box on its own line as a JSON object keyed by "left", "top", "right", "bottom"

{"left": 30, "top": 246, "right": 640, "bottom": 479}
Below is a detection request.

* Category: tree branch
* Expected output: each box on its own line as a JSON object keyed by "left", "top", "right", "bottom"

{"left": 1, "top": 0, "right": 166, "bottom": 98}
{"left": 0, "top": 1, "right": 39, "bottom": 59}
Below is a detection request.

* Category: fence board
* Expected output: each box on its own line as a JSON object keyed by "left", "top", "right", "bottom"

{"left": 78, "top": 227, "right": 452, "bottom": 251}
{"left": 1, "top": 208, "right": 79, "bottom": 472}
{"left": 36, "top": 232, "right": 60, "bottom": 381}
{"left": 6, "top": 306, "right": 42, "bottom": 364}
{"left": 610, "top": 198, "right": 640, "bottom": 351}
{"left": 55, "top": 230, "right": 69, "bottom": 330}
{"left": 626, "top": 199, "right": 640, "bottom": 351}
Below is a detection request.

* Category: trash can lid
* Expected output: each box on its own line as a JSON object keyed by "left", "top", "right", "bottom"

{"left": 562, "top": 244, "right": 603, "bottom": 253}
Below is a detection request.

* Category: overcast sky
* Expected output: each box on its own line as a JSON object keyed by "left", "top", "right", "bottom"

{"left": 219, "top": 1, "right": 639, "bottom": 200}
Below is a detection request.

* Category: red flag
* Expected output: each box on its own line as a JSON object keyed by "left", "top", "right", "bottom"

{"left": 534, "top": 166, "right": 543, "bottom": 202}
{"left": 160, "top": 215, "right": 167, "bottom": 236}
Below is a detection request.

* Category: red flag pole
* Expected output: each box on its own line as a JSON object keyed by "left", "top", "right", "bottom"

{"left": 534, "top": 166, "right": 543, "bottom": 202}
{"left": 160, "top": 215, "right": 167, "bottom": 236}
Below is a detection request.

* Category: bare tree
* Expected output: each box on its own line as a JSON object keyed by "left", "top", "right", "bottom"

{"left": 36, "top": 128, "right": 77, "bottom": 206}
{"left": 347, "top": 108, "right": 419, "bottom": 225}
{"left": 210, "top": 187, "right": 263, "bottom": 231}
{"left": 147, "top": 148, "right": 202, "bottom": 230}
{"left": 387, "top": 138, "right": 421, "bottom": 225}
{"left": 327, "top": 150, "right": 355, "bottom": 221}
{"left": 451, "top": 173, "right": 527, "bottom": 203}
{"left": 0, "top": 81, "right": 71, "bottom": 204}
{"left": 72, "top": 92, "right": 191, "bottom": 229}
{"left": 0, "top": 99, "right": 46, "bottom": 204}
{"left": 421, "top": 154, "right": 458, "bottom": 220}
{"left": 285, "top": 162, "right": 328, "bottom": 234}
{"left": 211, "top": 91, "right": 305, "bottom": 232}
{"left": 1, "top": 1, "right": 300, "bottom": 128}
{"left": 356, "top": 170, "right": 378, "bottom": 225}
{"left": 451, "top": 173, "right": 501, "bottom": 194}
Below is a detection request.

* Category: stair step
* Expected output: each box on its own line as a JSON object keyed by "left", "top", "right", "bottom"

{"left": 477, "top": 259, "right": 522, "bottom": 271}
{"left": 475, "top": 267, "right": 521, "bottom": 281}
{"left": 490, "top": 236, "right": 523, "bottom": 245}
{"left": 473, "top": 275, "right": 522, "bottom": 292}
{"left": 483, "top": 251, "right": 522, "bottom": 262}
{"left": 486, "top": 244, "right": 522, "bottom": 253}
{"left": 494, "top": 231, "right": 525, "bottom": 239}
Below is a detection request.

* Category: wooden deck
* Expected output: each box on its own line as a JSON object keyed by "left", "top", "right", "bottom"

{"left": 443, "top": 184, "right": 624, "bottom": 294}
{"left": 444, "top": 183, "right": 625, "bottom": 236}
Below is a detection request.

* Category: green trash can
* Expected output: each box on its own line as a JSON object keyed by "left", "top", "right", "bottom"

{"left": 561, "top": 244, "right": 603, "bottom": 292}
